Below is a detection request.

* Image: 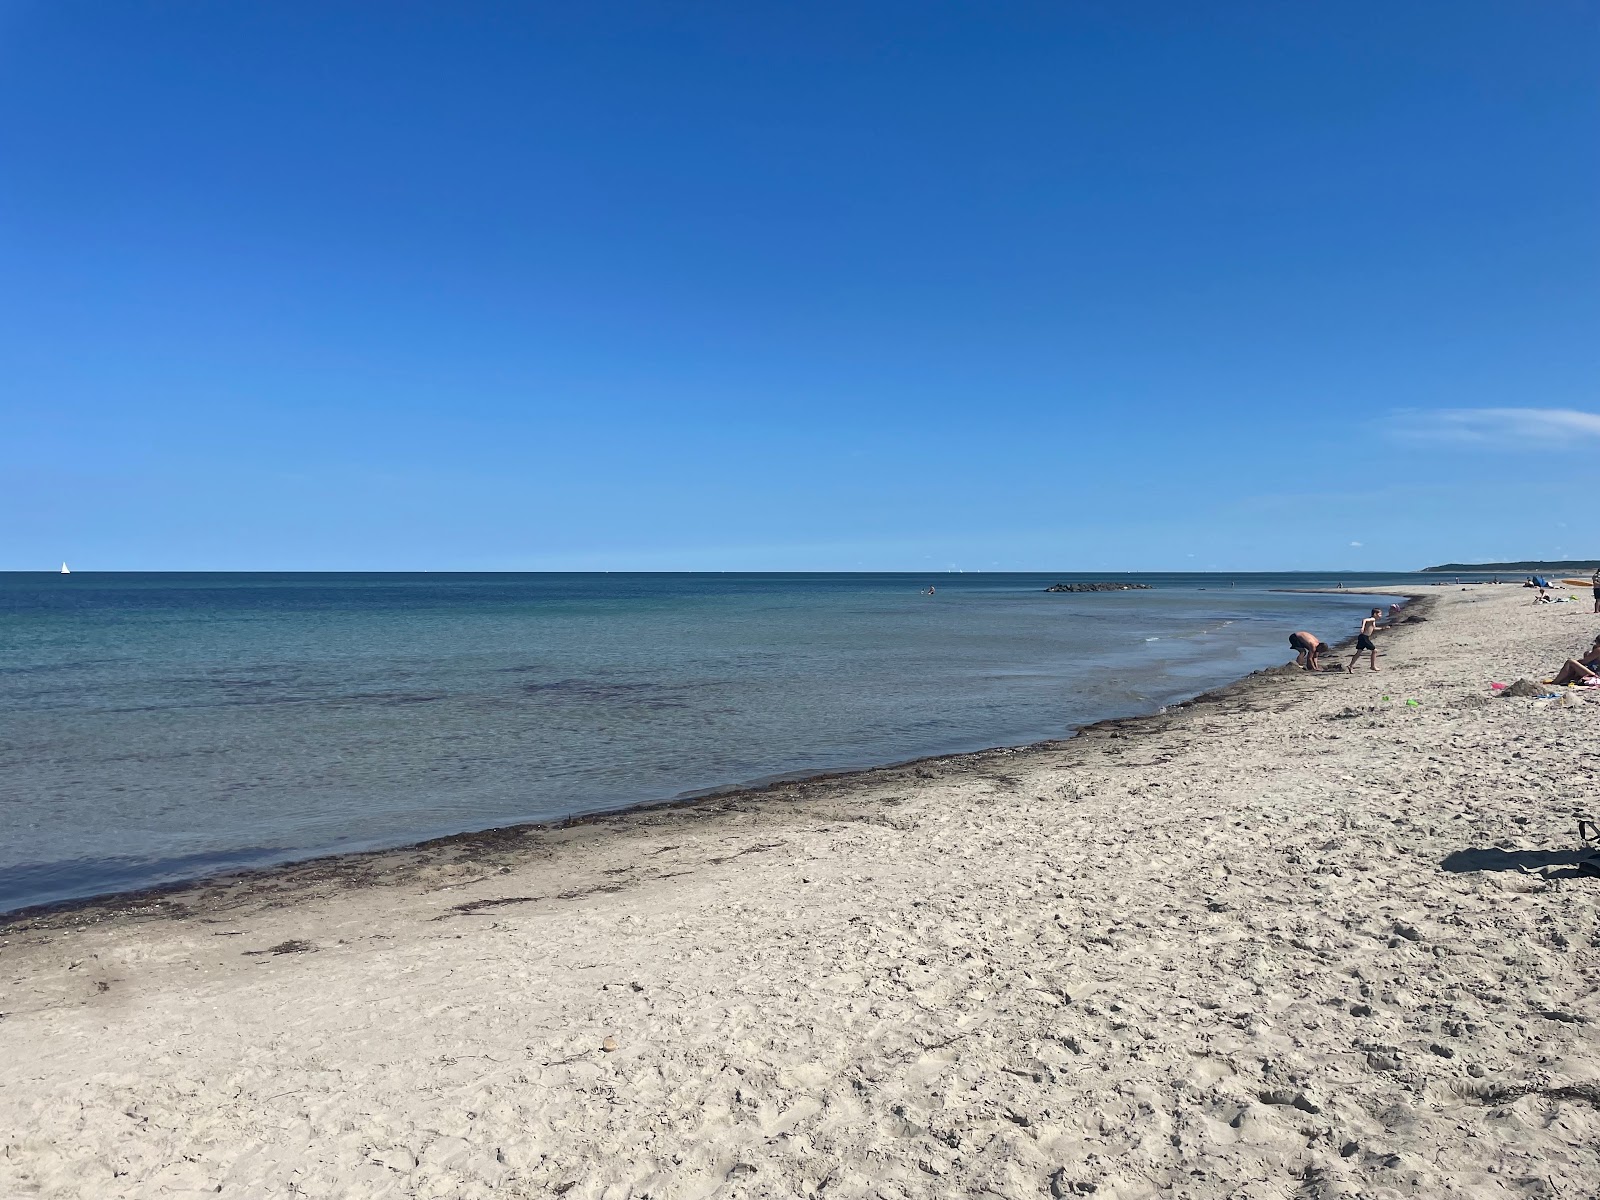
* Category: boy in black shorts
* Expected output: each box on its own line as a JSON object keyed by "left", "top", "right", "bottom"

{"left": 1347, "top": 608, "right": 1381, "bottom": 672}
{"left": 1289, "top": 631, "right": 1327, "bottom": 671}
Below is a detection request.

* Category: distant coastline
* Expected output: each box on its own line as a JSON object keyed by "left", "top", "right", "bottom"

{"left": 1420, "top": 559, "right": 1597, "bottom": 573}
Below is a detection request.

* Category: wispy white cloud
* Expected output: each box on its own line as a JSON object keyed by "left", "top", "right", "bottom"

{"left": 1388, "top": 407, "right": 1600, "bottom": 447}
{"left": 1349, "top": 541, "right": 1363, "bottom": 547}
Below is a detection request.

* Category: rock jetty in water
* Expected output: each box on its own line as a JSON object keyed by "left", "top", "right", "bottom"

{"left": 1043, "top": 581, "right": 1154, "bottom": 593}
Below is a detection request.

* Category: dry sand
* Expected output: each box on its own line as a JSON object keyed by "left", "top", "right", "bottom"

{"left": 3, "top": 583, "right": 1600, "bottom": 1199}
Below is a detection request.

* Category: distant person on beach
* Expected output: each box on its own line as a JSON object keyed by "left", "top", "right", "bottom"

{"left": 1388, "top": 603, "right": 1402, "bottom": 618}
{"left": 1591, "top": 566, "right": 1599, "bottom": 614}
{"left": 1289, "top": 631, "right": 1327, "bottom": 671}
{"left": 1347, "top": 609, "right": 1381, "bottom": 672}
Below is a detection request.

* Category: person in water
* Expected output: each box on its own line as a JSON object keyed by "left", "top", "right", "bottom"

{"left": 1289, "top": 631, "right": 1327, "bottom": 671}
{"left": 1347, "top": 608, "right": 1381, "bottom": 672}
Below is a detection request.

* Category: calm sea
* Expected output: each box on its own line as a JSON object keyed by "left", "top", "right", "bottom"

{"left": 0, "top": 571, "right": 1439, "bottom": 911}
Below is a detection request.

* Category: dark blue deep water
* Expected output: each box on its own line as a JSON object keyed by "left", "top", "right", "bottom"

{"left": 0, "top": 572, "right": 1437, "bottom": 910}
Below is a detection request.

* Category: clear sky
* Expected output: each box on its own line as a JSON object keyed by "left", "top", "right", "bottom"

{"left": 3, "top": 2, "right": 1596, "bottom": 571}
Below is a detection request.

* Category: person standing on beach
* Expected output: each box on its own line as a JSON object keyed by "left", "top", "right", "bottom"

{"left": 1346, "top": 608, "right": 1381, "bottom": 672}
{"left": 1591, "top": 565, "right": 1599, "bottom": 614}
{"left": 1289, "top": 631, "right": 1326, "bottom": 671}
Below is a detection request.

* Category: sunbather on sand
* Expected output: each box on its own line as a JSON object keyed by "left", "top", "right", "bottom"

{"left": 1546, "top": 635, "right": 1600, "bottom": 686}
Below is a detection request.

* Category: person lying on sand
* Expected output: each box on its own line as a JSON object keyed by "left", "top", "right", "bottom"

{"left": 1347, "top": 609, "right": 1381, "bottom": 672}
{"left": 1289, "top": 631, "right": 1327, "bottom": 671}
{"left": 1546, "top": 635, "right": 1600, "bottom": 686}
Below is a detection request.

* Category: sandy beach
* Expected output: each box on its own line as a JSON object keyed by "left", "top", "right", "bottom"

{"left": 3, "top": 582, "right": 1599, "bottom": 1199}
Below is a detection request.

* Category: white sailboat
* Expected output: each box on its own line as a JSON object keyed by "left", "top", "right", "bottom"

{"left": 60, "top": 562, "right": 70, "bottom": 574}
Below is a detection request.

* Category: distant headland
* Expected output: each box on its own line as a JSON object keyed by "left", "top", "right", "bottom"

{"left": 1421, "top": 559, "right": 1597, "bottom": 573}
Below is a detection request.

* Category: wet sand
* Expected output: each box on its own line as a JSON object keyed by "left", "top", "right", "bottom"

{"left": 3, "top": 583, "right": 1599, "bottom": 1198}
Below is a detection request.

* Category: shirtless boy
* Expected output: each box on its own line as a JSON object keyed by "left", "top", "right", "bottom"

{"left": 1347, "top": 608, "right": 1381, "bottom": 672}
{"left": 1289, "top": 631, "right": 1326, "bottom": 671}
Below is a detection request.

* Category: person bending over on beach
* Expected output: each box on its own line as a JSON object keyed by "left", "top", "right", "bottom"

{"left": 1289, "top": 631, "right": 1327, "bottom": 671}
{"left": 1347, "top": 609, "right": 1381, "bottom": 672}
{"left": 1547, "top": 635, "right": 1600, "bottom": 686}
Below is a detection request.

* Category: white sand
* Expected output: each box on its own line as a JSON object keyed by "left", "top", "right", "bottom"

{"left": 4, "top": 584, "right": 1600, "bottom": 1199}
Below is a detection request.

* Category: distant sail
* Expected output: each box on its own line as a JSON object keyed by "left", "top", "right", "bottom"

{"left": 60, "top": 562, "right": 70, "bottom": 574}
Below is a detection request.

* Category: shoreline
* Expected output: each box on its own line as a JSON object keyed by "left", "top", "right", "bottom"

{"left": 0, "top": 590, "right": 1430, "bottom": 932}
{"left": 6, "top": 582, "right": 1600, "bottom": 1197}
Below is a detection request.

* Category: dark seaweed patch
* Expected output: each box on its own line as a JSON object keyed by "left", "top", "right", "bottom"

{"left": 243, "top": 939, "right": 316, "bottom": 956}
{"left": 517, "top": 678, "right": 697, "bottom": 708}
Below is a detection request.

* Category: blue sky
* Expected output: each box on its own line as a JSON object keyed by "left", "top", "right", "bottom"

{"left": 2, "top": 2, "right": 1596, "bottom": 571}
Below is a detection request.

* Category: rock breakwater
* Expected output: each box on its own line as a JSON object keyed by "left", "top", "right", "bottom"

{"left": 1043, "top": 581, "right": 1155, "bottom": 593}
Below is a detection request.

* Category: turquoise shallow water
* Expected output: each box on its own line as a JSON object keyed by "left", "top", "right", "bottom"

{"left": 0, "top": 571, "right": 1432, "bottom": 911}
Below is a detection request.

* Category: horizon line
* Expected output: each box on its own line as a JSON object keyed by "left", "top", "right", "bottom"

{"left": 0, "top": 566, "right": 1512, "bottom": 576}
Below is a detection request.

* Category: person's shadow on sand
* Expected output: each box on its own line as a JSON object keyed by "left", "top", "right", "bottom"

{"left": 1442, "top": 847, "right": 1600, "bottom": 878}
